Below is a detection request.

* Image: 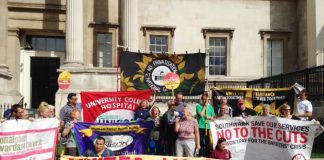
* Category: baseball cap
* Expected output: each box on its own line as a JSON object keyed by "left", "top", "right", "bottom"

{"left": 238, "top": 99, "right": 244, "bottom": 104}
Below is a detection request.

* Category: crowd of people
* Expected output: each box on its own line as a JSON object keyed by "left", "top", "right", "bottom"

{"left": 0, "top": 89, "right": 320, "bottom": 159}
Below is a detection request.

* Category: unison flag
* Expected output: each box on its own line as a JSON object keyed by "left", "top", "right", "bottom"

{"left": 120, "top": 51, "right": 206, "bottom": 95}
{"left": 73, "top": 121, "right": 154, "bottom": 156}
{"left": 81, "top": 90, "right": 152, "bottom": 123}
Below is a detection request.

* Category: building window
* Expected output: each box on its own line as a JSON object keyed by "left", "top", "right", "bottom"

{"left": 149, "top": 35, "right": 168, "bottom": 53}
{"left": 96, "top": 33, "right": 112, "bottom": 67}
{"left": 209, "top": 38, "right": 227, "bottom": 75}
{"left": 26, "top": 36, "right": 65, "bottom": 52}
{"left": 141, "top": 25, "right": 175, "bottom": 53}
{"left": 267, "top": 39, "right": 283, "bottom": 76}
{"left": 202, "top": 28, "right": 234, "bottom": 76}
{"left": 260, "top": 29, "right": 290, "bottom": 77}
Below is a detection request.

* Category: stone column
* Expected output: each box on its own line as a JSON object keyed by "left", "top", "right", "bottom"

{"left": 64, "top": 0, "right": 84, "bottom": 66}
{"left": 122, "top": 0, "right": 138, "bottom": 51}
{"left": 0, "top": 0, "right": 11, "bottom": 76}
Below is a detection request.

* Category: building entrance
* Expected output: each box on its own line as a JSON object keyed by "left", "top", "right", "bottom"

{"left": 30, "top": 57, "right": 60, "bottom": 108}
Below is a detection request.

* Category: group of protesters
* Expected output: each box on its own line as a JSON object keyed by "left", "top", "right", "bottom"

{"left": 0, "top": 89, "right": 318, "bottom": 159}
{"left": 130, "top": 89, "right": 317, "bottom": 159}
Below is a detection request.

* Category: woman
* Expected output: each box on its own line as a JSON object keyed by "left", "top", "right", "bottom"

{"left": 262, "top": 104, "right": 273, "bottom": 117}
{"left": 48, "top": 105, "right": 55, "bottom": 118}
{"left": 38, "top": 101, "right": 50, "bottom": 118}
{"left": 210, "top": 138, "right": 231, "bottom": 159}
{"left": 148, "top": 106, "right": 162, "bottom": 155}
{"left": 134, "top": 100, "right": 151, "bottom": 120}
{"left": 62, "top": 109, "right": 81, "bottom": 156}
{"left": 196, "top": 91, "right": 215, "bottom": 157}
{"left": 175, "top": 108, "right": 200, "bottom": 157}
{"left": 279, "top": 104, "right": 298, "bottom": 119}
{"left": 134, "top": 93, "right": 156, "bottom": 120}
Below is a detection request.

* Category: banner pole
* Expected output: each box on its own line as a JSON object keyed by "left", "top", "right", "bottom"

{"left": 116, "top": 47, "right": 120, "bottom": 92}
{"left": 205, "top": 103, "right": 208, "bottom": 135}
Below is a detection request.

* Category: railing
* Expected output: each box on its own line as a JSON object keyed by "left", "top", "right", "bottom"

{"left": 208, "top": 81, "right": 247, "bottom": 89}
{"left": 0, "top": 104, "right": 13, "bottom": 118}
{"left": 247, "top": 65, "right": 324, "bottom": 101}
{"left": 0, "top": 103, "right": 31, "bottom": 119}
{"left": 154, "top": 81, "right": 247, "bottom": 102}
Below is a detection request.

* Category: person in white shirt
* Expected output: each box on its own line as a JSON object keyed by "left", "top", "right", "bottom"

{"left": 294, "top": 89, "right": 313, "bottom": 121}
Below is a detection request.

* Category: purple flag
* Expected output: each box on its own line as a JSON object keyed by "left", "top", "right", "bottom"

{"left": 73, "top": 121, "right": 154, "bottom": 156}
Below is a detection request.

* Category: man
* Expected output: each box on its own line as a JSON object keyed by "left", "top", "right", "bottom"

{"left": 175, "top": 92, "right": 187, "bottom": 112}
{"left": 10, "top": 104, "right": 25, "bottom": 119}
{"left": 59, "top": 93, "right": 82, "bottom": 124}
{"left": 160, "top": 100, "right": 178, "bottom": 156}
{"left": 196, "top": 92, "right": 215, "bottom": 157}
{"left": 216, "top": 104, "right": 231, "bottom": 120}
{"left": 217, "top": 96, "right": 233, "bottom": 117}
{"left": 233, "top": 99, "right": 256, "bottom": 117}
{"left": 294, "top": 89, "right": 312, "bottom": 121}
{"left": 84, "top": 137, "right": 114, "bottom": 157}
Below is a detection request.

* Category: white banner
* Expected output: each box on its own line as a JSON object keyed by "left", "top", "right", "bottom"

{"left": 210, "top": 117, "right": 323, "bottom": 160}
{"left": 0, "top": 118, "right": 59, "bottom": 160}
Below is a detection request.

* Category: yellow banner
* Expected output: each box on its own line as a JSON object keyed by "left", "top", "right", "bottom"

{"left": 79, "top": 125, "right": 146, "bottom": 137}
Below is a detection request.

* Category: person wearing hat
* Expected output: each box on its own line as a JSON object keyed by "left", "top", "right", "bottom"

{"left": 233, "top": 99, "right": 256, "bottom": 117}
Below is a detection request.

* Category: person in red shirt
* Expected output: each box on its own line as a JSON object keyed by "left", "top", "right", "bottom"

{"left": 210, "top": 138, "right": 231, "bottom": 159}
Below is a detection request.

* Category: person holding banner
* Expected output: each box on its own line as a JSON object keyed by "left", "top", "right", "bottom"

{"left": 8, "top": 104, "right": 24, "bottom": 120}
{"left": 175, "top": 107, "right": 200, "bottom": 157}
{"left": 233, "top": 99, "right": 256, "bottom": 118}
{"left": 148, "top": 106, "right": 162, "bottom": 155}
{"left": 210, "top": 138, "right": 231, "bottom": 159}
{"left": 59, "top": 93, "right": 82, "bottom": 124}
{"left": 135, "top": 93, "right": 156, "bottom": 120}
{"left": 262, "top": 104, "right": 273, "bottom": 117}
{"left": 294, "top": 89, "right": 313, "bottom": 121}
{"left": 48, "top": 104, "right": 55, "bottom": 118}
{"left": 196, "top": 92, "right": 215, "bottom": 157}
{"left": 279, "top": 104, "right": 298, "bottom": 120}
{"left": 84, "top": 136, "right": 114, "bottom": 157}
{"left": 216, "top": 104, "right": 231, "bottom": 120}
{"left": 62, "top": 109, "right": 81, "bottom": 156}
{"left": 38, "top": 101, "right": 50, "bottom": 118}
{"left": 135, "top": 100, "right": 151, "bottom": 120}
{"left": 217, "top": 96, "right": 233, "bottom": 117}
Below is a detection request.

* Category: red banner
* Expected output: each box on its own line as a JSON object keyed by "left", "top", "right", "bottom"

{"left": 81, "top": 90, "right": 152, "bottom": 122}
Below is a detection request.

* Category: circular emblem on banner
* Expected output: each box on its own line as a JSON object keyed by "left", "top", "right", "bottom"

{"left": 163, "top": 72, "right": 180, "bottom": 90}
{"left": 292, "top": 153, "right": 306, "bottom": 160}
{"left": 144, "top": 59, "right": 179, "bottom": 92}
{"left": 58, "top": 71, "right": 71, "bottom": 90}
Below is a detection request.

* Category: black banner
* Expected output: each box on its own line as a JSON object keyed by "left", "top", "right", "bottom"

{"left": 120, "top": 51, "right": 206, "bottom": 95}
{"left": 212, "top": 88, "right": 296, "bottom": 116}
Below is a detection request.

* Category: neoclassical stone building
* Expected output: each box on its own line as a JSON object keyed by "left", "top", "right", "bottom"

{"left": 0, "top": 0, "right": 323, "bottom": 114}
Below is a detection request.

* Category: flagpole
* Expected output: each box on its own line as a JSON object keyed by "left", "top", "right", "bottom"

{"left": 116, "top": 46, "right": 121, "bottom": 92}
{"left": 205, "top": 102, "right": 208, "bottom": 135}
